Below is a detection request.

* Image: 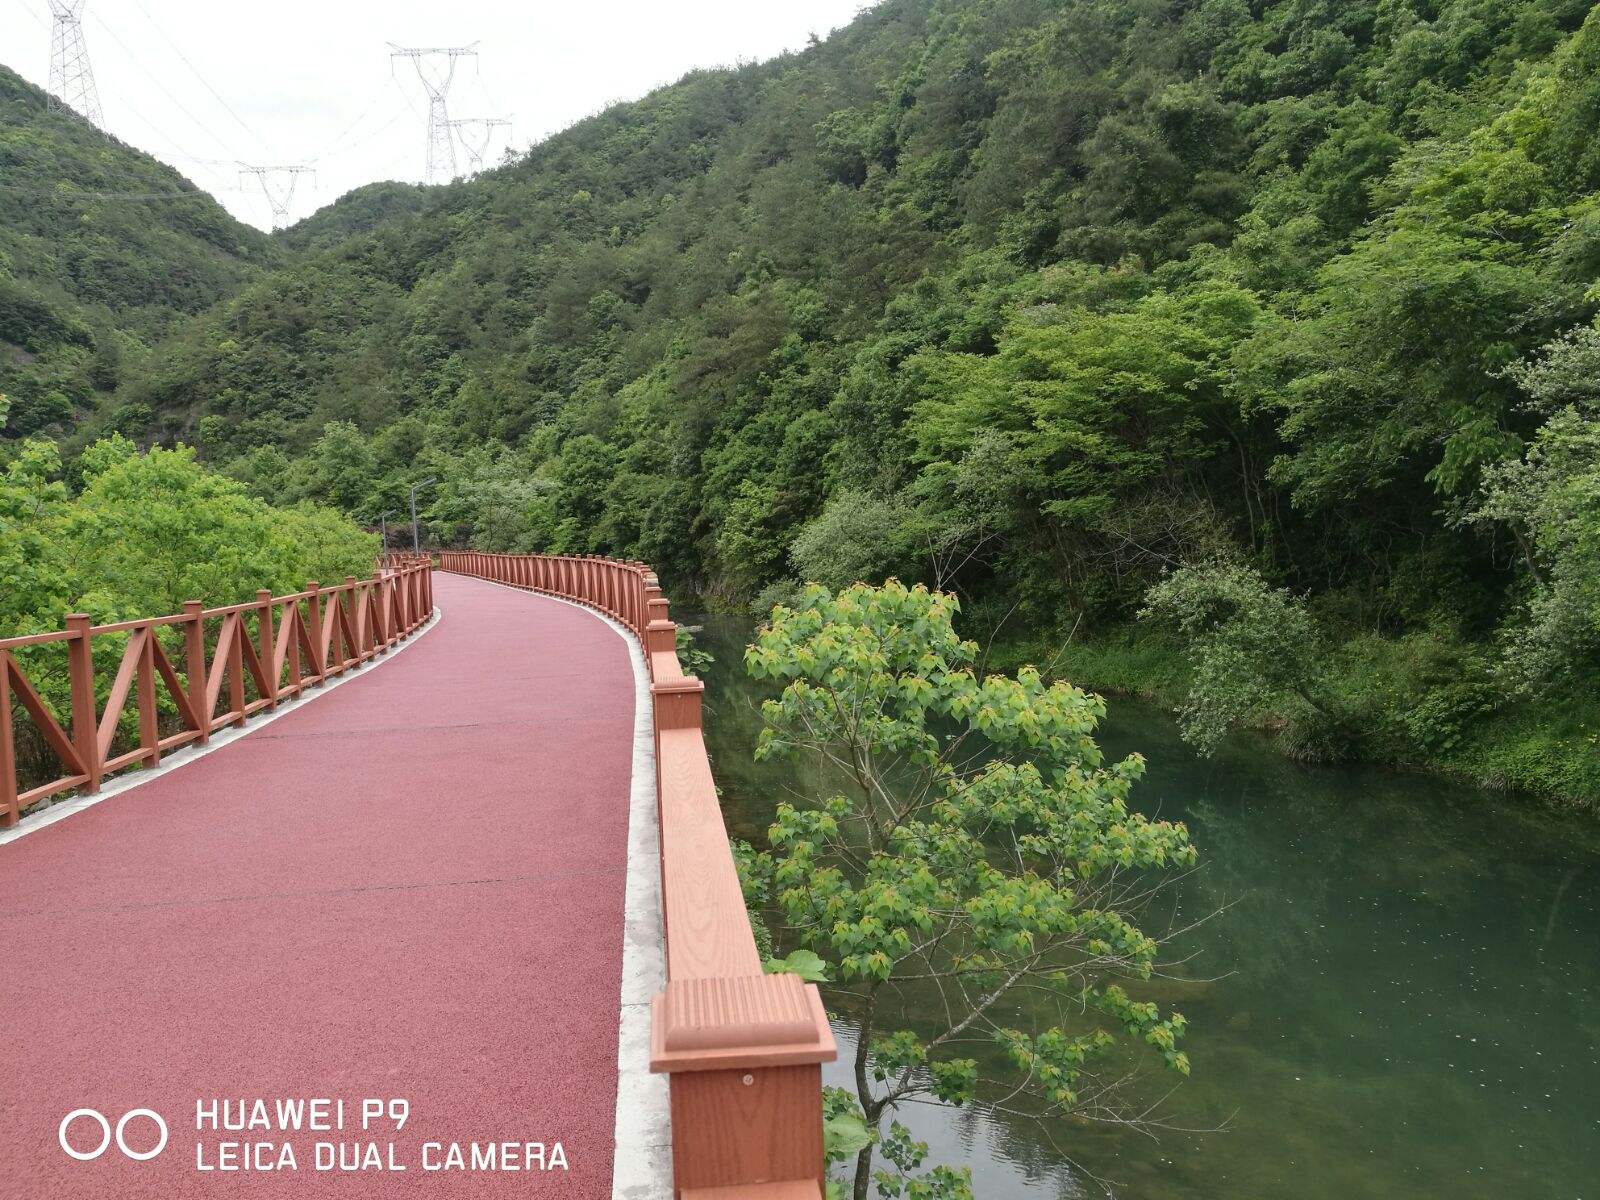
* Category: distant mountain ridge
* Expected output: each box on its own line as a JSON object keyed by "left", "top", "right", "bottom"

{"left": 0, "top": 63, "right": 273, "bottom": 436}
{"left": 4, "top": 0, "right": 1599, "bottom": 801}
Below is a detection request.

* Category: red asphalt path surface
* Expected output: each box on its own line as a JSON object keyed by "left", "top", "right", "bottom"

{"left": 0, "top": 573, "right": 635, "bottom": 1199}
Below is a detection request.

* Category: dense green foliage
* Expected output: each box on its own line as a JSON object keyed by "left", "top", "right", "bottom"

{"left": 0, "top": 433, "right": 376, "bottom": 639}
{"left": 745, "top": 581, "right": 1195, "bottom": 1197}
{"left": 7, "top": 0, "right": 1600, "bottom": 798}
{"left": 275, "top": 182, "right": 434, "bottom": 256}
{"left": 0, "top": 66, "right": 273, "bottom": 440}
{"left": 0, "top": 428, "right": 376, "bottom": 801}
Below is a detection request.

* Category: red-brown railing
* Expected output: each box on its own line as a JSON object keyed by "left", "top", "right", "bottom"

{"left": 0, "top": 564, "right": 434, "bottom": 829}
{"left": 438, "top": 550, "right": 834, "bottom": 1198}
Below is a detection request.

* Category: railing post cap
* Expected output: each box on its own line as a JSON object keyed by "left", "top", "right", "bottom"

{"left": 649, "top": 974, "right": 836, "bottom": 1073}
{"left": 650, "top": 675, "right": 703, "bottom": 696}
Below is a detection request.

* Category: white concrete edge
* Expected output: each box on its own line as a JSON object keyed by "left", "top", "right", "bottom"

{"left": 448, "top": 572, "right": 672, "bottom": 1196}
{"left": 0, "top": 607, "right": 444, "bottom": 848}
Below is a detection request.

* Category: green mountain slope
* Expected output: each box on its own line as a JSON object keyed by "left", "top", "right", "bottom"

{"left": 0, "top": 63, "right": 273, "bottom": 437}
{"left": 93, "top": 0, "right": 1600, "bottom": 797}
{"left": 275, "top": 181, "right": 433, "bottom": 255}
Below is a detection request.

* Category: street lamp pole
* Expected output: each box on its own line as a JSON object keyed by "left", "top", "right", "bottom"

{"left": 379, "top": 510, "right": 394, "bottom": 555}
{"left": 408, "top": 479, "right": 436, "bottom": 554}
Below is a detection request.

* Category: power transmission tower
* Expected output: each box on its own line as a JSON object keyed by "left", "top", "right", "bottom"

{"left": 238, "top": 165, "right": 315, "bottom": 229}
{"left": 47, "top": 1, "right": 104, "bottom": 127}
{"left": 389, "top": 44, "right": 479, "bottom": 184}
{"left": 443, "top": 116, "right": 512, "bottom": 177}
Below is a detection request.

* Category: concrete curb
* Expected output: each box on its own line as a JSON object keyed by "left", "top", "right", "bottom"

{"left": 455, "top": 573, "right": 672, "bottom": 1197}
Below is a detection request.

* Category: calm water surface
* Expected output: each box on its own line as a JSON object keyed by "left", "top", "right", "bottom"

{"left": 690, "top": 613, "right": 1600, "bottom": 1200}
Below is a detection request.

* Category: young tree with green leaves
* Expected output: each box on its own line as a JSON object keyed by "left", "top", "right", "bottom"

{"left": 745, "top": 581, "right": 1198, "bottom": 1199}
{"left": 1140, "top": 560, "right": 1353, "bottom": 759}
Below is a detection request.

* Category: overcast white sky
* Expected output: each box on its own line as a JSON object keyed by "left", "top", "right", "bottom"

{"left": 2, "top": 0, "right": 870, "bottom": 229}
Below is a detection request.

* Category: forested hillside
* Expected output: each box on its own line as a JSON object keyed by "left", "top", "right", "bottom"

{"left": 0, "top": 65, "right": 274, "bottom": 439}
{"left": 28, "top": 0, "right": 1600, "bottom": 798}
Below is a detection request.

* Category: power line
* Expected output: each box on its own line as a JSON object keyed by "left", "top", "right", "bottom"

{"left": 100, "top": 98, "right": 241, "bottom": 195}
{"left": 86, "top": 7, "right": 238, "bottom": 160}
{"left": 308, "top": 89, "right": 389, "bottom": 162}
{"left": 0, "top": 183, "right": 249, "bottom": 199}
{"left": 320, "top": 101, "right": 414, "bottom": 161}
{"left": 17, "top": 0, "right": 50, "bottom": 32}
{"left": 125, "top": 0, "right": 269, "bottom": 154}
{"left": 306, "top": 77, "right": 412, "bottom": 163}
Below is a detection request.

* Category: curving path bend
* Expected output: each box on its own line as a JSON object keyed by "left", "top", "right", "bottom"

{"left": 0, "top": 572, "right": 639, "bottom": 1199}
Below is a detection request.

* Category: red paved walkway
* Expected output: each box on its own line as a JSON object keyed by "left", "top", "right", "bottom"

{"left": 0, "top": 573, "right": 636, "bottom": 1198}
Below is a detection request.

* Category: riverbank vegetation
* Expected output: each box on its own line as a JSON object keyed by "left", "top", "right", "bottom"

{"left": 5, "top": 0, "right": 1599, "bottom": 801}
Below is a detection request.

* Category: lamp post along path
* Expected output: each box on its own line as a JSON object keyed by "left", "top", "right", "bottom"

{"left": 409, "top": 479, "right": 436, "bottom": 554}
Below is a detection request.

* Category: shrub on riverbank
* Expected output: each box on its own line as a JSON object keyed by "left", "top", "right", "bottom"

{"left": 992, "top": 621, "right": 1599, "bottom": 809}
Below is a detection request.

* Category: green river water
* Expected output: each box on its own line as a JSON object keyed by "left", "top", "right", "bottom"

{"left": 689, "top": 613, "right": 1600, "bottom": 1200}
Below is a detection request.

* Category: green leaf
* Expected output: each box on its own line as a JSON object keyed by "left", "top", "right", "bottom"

{"left": 763, "top": 948, "right": 830, "bottom": 982}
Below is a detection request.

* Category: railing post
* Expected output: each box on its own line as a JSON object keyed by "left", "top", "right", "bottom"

{"left": 227, "top": 615, "right": 246, "bottom": 727}
{"left": 183, "top": 601, "right": 210, "bottom": 744}
{"left": 0, "top": 651, "right": 17, "bottom": 827}
{"left": 651, "top": 673, "right": 702, "bottom": 734}
{"left": 287, "top": 595, "right": 303, "bottom": 696}
{"left": 257, "top": 589, "right": 278, "bottom": 708}
{"left": 305, "top": 581, "right": 324, "bottom": 683}
{"left": 646, "top": 602, "right": 676, "bottom": 659}
{"left": 65, "top": 614, "right": 100, "bottom": 793}
{"left": 652, "top": 982, "right": 831, "bottom": 1194}
{"left": 136, "top": 628, "right": 160, "bottom": 767}
{"left": 345, "top": 576, "right": 363, "bottom": 663}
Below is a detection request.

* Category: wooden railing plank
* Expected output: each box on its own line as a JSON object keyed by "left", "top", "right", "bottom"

{"left": 657, "top": 728, "right": 763, "bottom": 981}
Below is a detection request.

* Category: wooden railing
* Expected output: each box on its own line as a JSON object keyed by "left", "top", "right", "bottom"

{"left": 437, "top": 550, "right": 835, "bottom": 1199}
{"left": 0, "top": 563, "right": 434, "bottom": 829}
{"left": 380, "top": 551, "right": 433, "bottom": 570}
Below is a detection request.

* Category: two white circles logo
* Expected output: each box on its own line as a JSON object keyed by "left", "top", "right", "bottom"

{"left": 58, "top": 1109, "right": 168, "bottom": 1161}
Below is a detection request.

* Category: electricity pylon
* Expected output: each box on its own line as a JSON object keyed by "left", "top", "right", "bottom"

{"left": 443, "top": 116, "right": 512, "bottom": 177}
{"left": 389, "top": 43, "right": 479, "bottom": 185}
{"left": 47, "top": 0, "right": 104, "bottom": 127}
{"left": 238, "top": 165, "right": 315, "bottom": 230}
